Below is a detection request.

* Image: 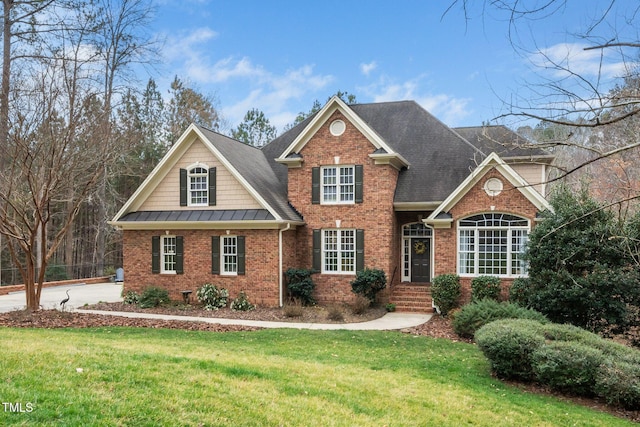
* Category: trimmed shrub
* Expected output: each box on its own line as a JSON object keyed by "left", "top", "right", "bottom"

{"left": 139, "top": 286, "right": 170, "bottom": 308}
{"left": 431, "top": 274, "right": 461, "bottom": 315}
{"left": 532, "top": 341, "right": 604, "bottom": 396}
{"left": 351, "top": 268, "right": 387, "bottom": 303}
{"left": 196, "top": 283, "right": 229, "bottom": 310}
{"left": 285, "top": 268, "right": 317, "bottom": 306}
{"left": 508, "top": 277, "right": 531, "bottom": 306}
{"left": 475, "top": 319, "right": 546, "bottom": 381}
{"left": 471, "top": 275, "right": 501, "bottom": 302}
{"left": 453, "top": 299, "right": 548, "bottom": 338}
{"left": 595, "top": 359, "right": 640, "bottom": 410}
{"left": 230, "top": 291, "right": 255, "bottom": 311}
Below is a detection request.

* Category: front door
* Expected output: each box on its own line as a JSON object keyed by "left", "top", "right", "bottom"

{"left": 411, "top": 238, "right": 431, "bottom": 282}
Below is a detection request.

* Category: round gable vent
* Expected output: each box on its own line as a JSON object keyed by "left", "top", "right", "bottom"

{"left": 484, "top": 178, "right": 503, "bottom": 196}
{"left": 329, "top": 119, "right": 346, "bottom": 136}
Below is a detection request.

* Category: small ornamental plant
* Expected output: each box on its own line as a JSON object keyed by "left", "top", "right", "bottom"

{"left": 196, "top": 283, "right": 229, "bottom": 310}
{"left": 139, "top": 286, "right": 170, "bottom": 308}
{"left": 230, "top": 291, "right": 255, "bottom": 311}
{"left": 123, "top": 290, "right": 140, "bottom": 305}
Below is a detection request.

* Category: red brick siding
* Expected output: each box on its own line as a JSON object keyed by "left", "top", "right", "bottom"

{"left": 123, "top": 229, "right": 283, "bottom": 306}
{"left": 433, "top": 168, "right": 541, "bottom": 304}
{"left": 287, "top": 111, "right": 400, "bottom": 304}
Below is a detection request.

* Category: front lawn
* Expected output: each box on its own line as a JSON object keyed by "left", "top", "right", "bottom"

{"left": 0, "top": 327, "right": 633, "bottom": 426}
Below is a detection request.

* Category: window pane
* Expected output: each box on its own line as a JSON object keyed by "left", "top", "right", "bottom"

{"left": 163, "top": 236, "right": 176, "bottom": 272}
{"left": 339, "top": 166, "right": 354, "bottom": 202}
{"left": 458, "top": 230, "right": 475, "bottom": 274}
{"left": 511, "top": 230, "right": 529, "bottom": 275}
{"left": 478, "top": 230, "right": 507, "bottom": 275}
{"left": 322, "top": 167, "right": 337, "bottom": 202}
{"left": 189, "top": 167, "right": 208, "bottom": 205}
{"left": 323, "top": 230, "right": 338, "bottom": 272}
{"left": 223, "top": 236, "right": 237, "bottom": 273}
{"left": 340, "top": 230, "right": 355, "bottom": 272}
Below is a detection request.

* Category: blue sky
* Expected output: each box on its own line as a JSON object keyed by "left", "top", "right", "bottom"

{"left": 148, "top": 0, "right": 635, "bottom": 132}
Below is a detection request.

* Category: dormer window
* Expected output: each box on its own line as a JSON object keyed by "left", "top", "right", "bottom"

{"left": 189, "top": 166, "right": 208, "bottom": 206}
{"left": 179, "top": 165, "right": 216, "bottom": 207}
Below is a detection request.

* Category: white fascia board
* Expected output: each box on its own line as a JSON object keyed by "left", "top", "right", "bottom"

{"left": 427, "top": 152, "right": 552, "bottom": 221}
{"left": 277, "top": 96, "right": 403, "bottom": 163}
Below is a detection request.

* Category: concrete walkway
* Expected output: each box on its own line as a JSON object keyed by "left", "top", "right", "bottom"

{"left": 0, "top": 283, "right": 432, "bottom": 330}
{"left": 79, "top": 309, "right": 432, "bottom": 330}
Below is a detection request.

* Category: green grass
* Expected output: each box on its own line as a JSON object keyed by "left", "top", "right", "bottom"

{"left": 0, "top": 327, "right": 633, "bottom": 426}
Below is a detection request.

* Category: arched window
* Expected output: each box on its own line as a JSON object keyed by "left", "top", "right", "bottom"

{"left": 188, "top": 165, "right": 208, "bottom": 206}
{"left": 458, "top": 213, "right": 529, "bottom": 277}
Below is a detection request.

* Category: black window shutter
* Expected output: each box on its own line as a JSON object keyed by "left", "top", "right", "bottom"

{"left": 179, "top": 168, "right": 187, "bottom": 206}
{"left": 356, "top": 229, "right": 365, "bottom": 272}
{"left": 211, "top": 236, "right": 220, "bottom": 274}
{"left": 312, "top": 229, "right": 321, "bottom": 271}
{"left": 237, "top": 236, "right": 246, "bottom": 275}
{"left": 311, "top": 167, "right": 320, "bottom": 204}
{"left": 151, "top": 236, "right": 160, "bottom": 274}
{"left": 208, "top": 167, "right": 216, "bottom": 206}
{"left": 355, "top": 165, "right": 364, "bottom": 203}
{"left": 175, "top": 236, "right": 184, "bottom": 274}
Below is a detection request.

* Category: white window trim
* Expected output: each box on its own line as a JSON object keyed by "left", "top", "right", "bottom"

{"left": 320, "top": 165, "right": 355, "bottom": 205}
{"left": 161, "top": 235, "right": 177, "bottom": 274}
{"left": 187, "top": 163, "right": 208, "bottom": 207}
{"left": 221, "top": 235, "right": 238, "bottom": 276}
{"left": 457, "top": 213, "right": 530, "bottom": 278}
{"left": 321, "top": 229, "right": 356, "bottom": 275}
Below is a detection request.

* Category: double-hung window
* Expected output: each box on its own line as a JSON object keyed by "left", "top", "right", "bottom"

{"left": 189, "top": 166, "right": 208, "bottom": 206}
{"left": 322, "top": 166, "right": 354, "bottom": 203}
{"left": 458, "top": 213, "right": 529, "bottom": 277}
{"left": 162, "top": 236, "right": 177, "bottom": 273}
{"left": 322, "top": 229, "right": 356, "bottom": 273}
{"left": 222, "top": 236, "right": 238, "bottom": 275}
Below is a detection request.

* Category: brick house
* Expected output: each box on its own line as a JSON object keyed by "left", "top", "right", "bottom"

{"left": 110, "top": 96, "right": 552, "bottom": 311}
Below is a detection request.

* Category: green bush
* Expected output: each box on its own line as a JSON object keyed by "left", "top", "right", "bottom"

{"left": 594, "top": 359, "right": 640, "bottom": 410}
{"left": 230, "top": 291, "right": 255, "bottom": 311}
{"left": 532, "top": 341, "right": 604, "bottom": 396}
{"left": 508, "top": 277, "right": 531, "bottom": 305}
{"left": 285, "top": 268, "right": 317, "bottom": 306}
{"left": 471, "top": 275, "right": 501, "bottom": 302}
{"left": 123, "top": 290, "right": 140, "bottom": 305}
{"left": 350, "top": 268, "right": 387, "bottom": 303}
{"left": 453, "top": 299, "right": 548, "bottom": 338}
{"left": 139, "top": 286, "right": 170, "bottom": 308}
{"left": 475, "top": 319, "right": 546, "bottom": 381}
{"left": 431, "top": 274, "right": 461, "bottom": 315}
{"left": 196, "top": 283, "right": 229, "bottom": 310}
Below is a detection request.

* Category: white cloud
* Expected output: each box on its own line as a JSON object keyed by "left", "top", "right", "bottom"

{"left": 222, "top": 65, "right": 334, "bottom": 130}
{"left": 531, "top": 42, "right": 631, "bottom": 80}
{"left": 360, "top": 61, "right": 377, "bottom": 76}
{"left": 359, "top": 76, "right": 473, "bottom": 126}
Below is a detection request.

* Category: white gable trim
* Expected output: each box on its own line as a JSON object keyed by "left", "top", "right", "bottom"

{"left": 111, "top": 124, "right": 282, "bottom": 223}
{"left": 426, "top": 152, "right": 551, "bottom": 226}
{"left": 277, "top": 96, "right": 410, "bottom": 168}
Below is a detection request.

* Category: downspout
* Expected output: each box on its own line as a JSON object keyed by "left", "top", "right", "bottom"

{"left": 278, "top": 222, "right": 291, "bottom": 307}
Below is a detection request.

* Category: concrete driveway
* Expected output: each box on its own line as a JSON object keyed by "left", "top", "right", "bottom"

{"left": 0, "top": 283, "right": 123, "bottom": 313}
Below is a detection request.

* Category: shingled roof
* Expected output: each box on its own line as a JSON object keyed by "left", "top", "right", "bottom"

{"left": 453, "top": 125, "right": 554, "bottom": 161}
